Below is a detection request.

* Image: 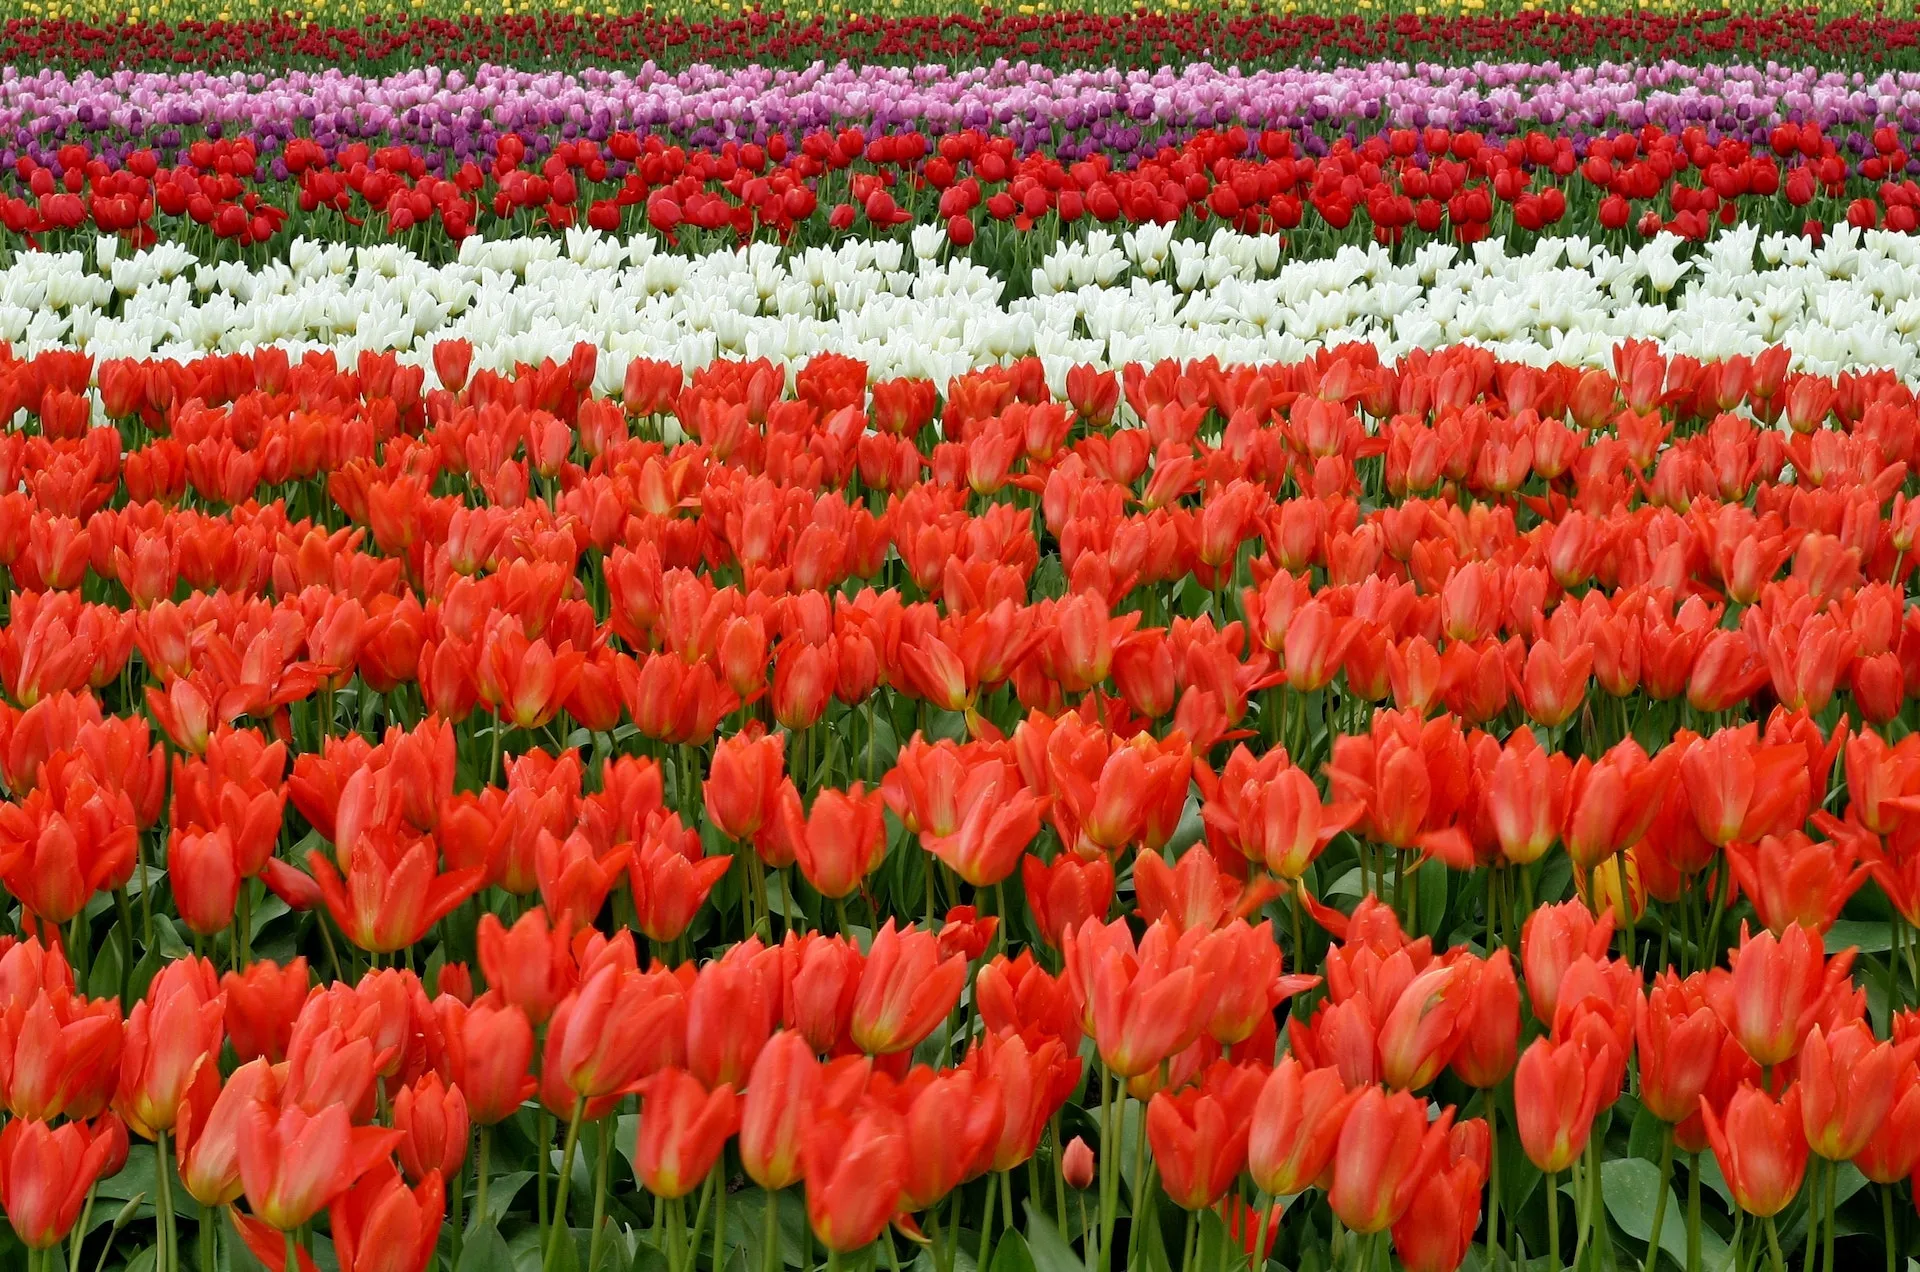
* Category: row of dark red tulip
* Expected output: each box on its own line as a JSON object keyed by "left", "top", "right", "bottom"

{"left": 5, "top": 120, "right": 1915, "bottom": 261}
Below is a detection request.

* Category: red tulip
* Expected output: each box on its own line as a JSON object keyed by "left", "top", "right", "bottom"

{"left": 1390, "top": 1122, "right": 1487, "bottom": 1272}
{"left": 1637, "top": 970, "right": 1728, "bottom": 1126}
{"left": 236, "top": 1100, "right": 403, "bottom": 1231}
{"left": 1853, "top": 1063, "right": 1920, "bottom": 1184}
{"left": 1062, "top": 1135, "right": 1095, "bottom": 1190}
{"left": 547, "top": 962, "right": 687, "bottom": 1102}
{"left": 1520, "top": 899, "right": 1615, "bottom": 1023}
{"left": 687, "top": 946, "right": 777, "bottom": 1089}
{"left": 803, "top": 1097, "right": 906, "bottom": 1253}
{"left": 1146, "top": 1060, "right": 1265, "bottom": 1210}
{"left": 177, "top": 1058, "right": 280, "bottom": 1207}
{"left": 1513, "top": 1035, "right": 1608, "bottom": 1174}
{"left": 921, "top": 760, "right": 1043, "bottom": 887}
{"left": 222, "top": 957, "right": 309, "bottom": 1065}
{"left": 393, "top": 1072, "right": 469, "bottom": 1183}
{"left": 850, "top": 920, "right": 967, "bottom": 1056}
{"left": 703, "top": 726, "right": 786, "bottom": 842}
{"left": 1449, "top": 947, "right": 1520, "bottom": 1088}
{"left": 739, "top": 1030, "right": 818, "bottom": 1192}
{"left": 0, "top": 1115, "right": 119, "bottom": 1248}
{"left": 1796, "top": 1021, "right": 1918, "bottom": 1161}
{"left": 627, "top": 815, "right": 732, "bottom": 943}
{"left": 0, "top": 986, "right": 123, "bottom": 1122}
{"left": 306, "top": 830, "right": 484, "bottom": 954}
{"left": 1021, "top": 853, "right": 1113, "bottom": 948}
{"left": 1724, "top": 830, "right": 1868, "bottom": 936}
{"left": 1326, "top": 1087, "right": 1454, "bottom": 1234}
{"left": 1705, "top": 922, "right": 1858, "bottom": 1068}
{"left": 791, "top": 784, "right": 888, "bottom": 900}
{"left": 327, "top": 1160, "right": 444, "bottom": 1272}
{"left": 1247, "top": 1056, "right": 1362, "bottom": 1198}
{"left": 443, "top": 996, "right": 537, "bottom": 1126}
{"left": 115, "top": 955, "right": 225, "bottom": 1140}
{"left": 1063, "top": 917, "right": 1216, "bottom": 1079}
{"left": 634, "top": 1067, "right": 740, "bottom": 1199}
{"left": 899, "top": 1067, "right": 1004, "bottom": 1210}
{"left": 1701, "top": 1083, "right": 1808, "bottom": 1217}
{"left": 475, "top": 908, "right": 575, "bottom": 1026}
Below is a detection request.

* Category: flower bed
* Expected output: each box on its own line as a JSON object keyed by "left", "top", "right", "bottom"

{"left": 0, "top": 8, "right": 1917, "bottom": 1272}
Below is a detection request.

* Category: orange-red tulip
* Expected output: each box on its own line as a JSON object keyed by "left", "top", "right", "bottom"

{"left": 236, "top": 1100, "right": 403, "bottom": 1231}
{"left": 115, "top": 955, "right": 225, "bottom": 1140}
{"left": 803, "top": 1098, "right": 906, "bottom": 1253}
{"left": 1796, "top": 1021, "right": 1918, "bottom": 1161}
{"left": 1146, "top": 1060, "right": 1265, "bottom": 1210}
{"left": 393, "top": 1072, "right": 468, "bottom": 1183}
{"left": 222, "top": 957, "right": 309, "bottom": 1065}
{"left": 635, "top": 1067, "right": 740, "bottom": 1199}
{"left": 1326, "top": 1087, "right": 1454, "bottom": 1235}
{"left": 177, "top": 1058, "right": 280, "bottom": 1207}
{"left": 739, "top": 1030, "right": 819, "bottom": 1192}
{"left": 1247, "top": 1055, "right": 1362, "bottom": 1198}
{"left": 850, "top": 920, "right": 967, "bottom": 1056}
{"left": 1513, "top": 1035, "right": 1608, "bottom": 1174}
{"left": 0, "top": 1115, "right": 119, "bottom": 1248}
{"left": 1700, "top": 1083, "right": 1808, "bottom": 1217}
{"left": 443, "top": 996, "right": 537, "bottom": 1126}
{"left": 1705, "top": 922, "right": 1858, "bottom": 1068}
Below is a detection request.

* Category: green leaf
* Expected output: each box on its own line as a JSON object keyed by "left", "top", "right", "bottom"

{"left": 485, "top": 1172, "right": 535, "bottom": 1227}
{"left": 86, "top": 927, "right": 126, "bottom": 1000}
{"left": 989, "top": 1231, "right": 1036, "bottom": 1272}
{"left": 152, "top": 913, "right": 190, "bottom": 959}
{"left": 1599, "top": 1156, "right": 1733, "bottom": 1272}
{"left": 1626, "top": 1102, "right": 1666, "bottom": 1164}
{"left": 458, "top": 1224, "right": 517, "bottom": 1272}
{"left": 1022, "top": 1204, "right": 1085, "bottom": 1272}
{"left": 1826, "top": 920, "right": 1893, "bottom": 954}
{"left": 727, "top": 1189, "right": 809, "bottom": 1271}
{"left": 1194, "top": 1208, "right": 1248, "bottom": 1272}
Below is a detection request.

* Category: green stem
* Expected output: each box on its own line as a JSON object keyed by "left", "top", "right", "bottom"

{"left": 713, "top": 1153, "right": 729, "bottom": 1272}
{"left": 1644, "top": 1132, "right": 1674, "bottom": 1272}
{"left": 1801, "top": 1159, "right": 1822, "bottom": 1272}
{"left": 1097, "top": 1066, "right": 1119, "bottom": 1271}
{"left": 154, "top": 1133, "right": 177, "bottom": 1272}
{"left": 1487, "top": 1095, "right": 1503, "bottom": 1272}
{"left": 1765, "top": 1216, "right": 1786, "bottom": 1272}
{"left": 474, "top": 1127, "right": 491, "bottom": 1233}
{"left": 544, "top": 1098, "right": 586, "bottom": 1271}
{"left": 1548, "top": 1170, "right": 1561, "bottom": 1272}
{"left": 65, "top": 1187, "right": 94, "bottom": 1272}
{"left": 589, "top": 1120, "right": 611, "bottom": 1272}
{"left": 1883, "top": 1186, "right": 1898, "bottom": 1272}
{"left": 763, "top": 1187, "right": 781, "bottom": 1272}
{"left": 198, "top": 1204, "right": 214, "bottom": 1272}
{"left": 1687, "top": 1154, "right": 1702, "bottom": 1272}
{"left": 285, "top": 1230, "right": 299, "bottom": 1272}
{"left": 537, "top": 1109, "right": 552, "bottom": 1234}
{"left": 979, "top": 1173, "right": 999, "bottom": 1272}
{"left": 686, "top": 1168, "right": 717, "bottom": 1272}
{"left": 1822, "top": 1153, "right": 1836, "bottom": 1272}
{"left": 1180, "top": 1209, "right": 1197, "bottom": 1272}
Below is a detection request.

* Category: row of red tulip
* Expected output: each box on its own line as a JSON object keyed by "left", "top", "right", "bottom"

{"left": 0, "top": 883, "right": 1909, "bottom": 1272}
{"left": 0, "top": 334, "right": 1912, "bottom": 1266}
{"left": 6, "top": 120, "right": 1912, "bottom": 255}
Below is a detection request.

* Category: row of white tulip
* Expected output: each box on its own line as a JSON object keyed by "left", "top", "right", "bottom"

{"left": 8, "top": 222, "right": 1920, "bottom": 389}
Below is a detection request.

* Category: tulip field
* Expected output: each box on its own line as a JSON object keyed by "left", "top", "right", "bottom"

{"left": 7, "top": 6, "right": 1920, "bottom": 1272}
